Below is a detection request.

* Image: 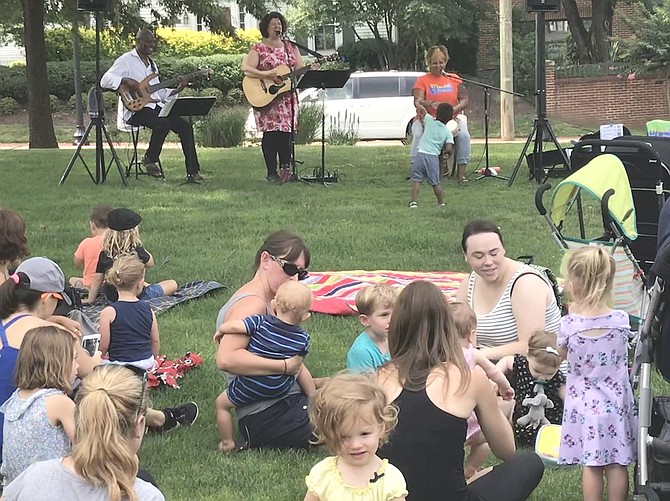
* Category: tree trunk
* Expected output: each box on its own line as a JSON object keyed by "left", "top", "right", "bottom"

{"left": 591, "top": 0, "right": 615, "bottom": 62}
{"left": 22, "top": 0, "right": 58, "bottom": 148}
{"left": 561, "top": 0, "right": 592, "bottom": 63}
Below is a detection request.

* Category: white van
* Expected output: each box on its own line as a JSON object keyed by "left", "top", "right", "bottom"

{"left": 245, "top": 70, "right": 423, "bottom": 141}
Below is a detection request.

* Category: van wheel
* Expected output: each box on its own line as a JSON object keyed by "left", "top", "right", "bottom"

{"left": 402, "top": 122, "right": 413, "bottom": 146}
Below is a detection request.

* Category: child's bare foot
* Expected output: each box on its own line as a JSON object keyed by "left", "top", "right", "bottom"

{"left": 217, "top": 439, "right": 236, "bottom": 452}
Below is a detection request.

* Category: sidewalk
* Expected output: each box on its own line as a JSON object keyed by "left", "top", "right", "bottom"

{"left": 0, "top": 137, "right": 580, "bottom": 150}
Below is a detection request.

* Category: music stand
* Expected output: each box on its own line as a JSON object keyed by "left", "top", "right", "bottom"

{"left": 298, "top": 70, "right": 351, "bottom": 185}
{"left": 159, "top": 96, "right": 216, "bottom": 184}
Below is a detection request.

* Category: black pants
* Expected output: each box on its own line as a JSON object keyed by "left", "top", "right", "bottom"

{"left": 469, "top": 451, "right": 545, "bottom": 501}
{"left": 237, "top": 393, "right": 312, "bottom": 450}
{"left": 261, "top": 131, "right": 291, "bottom": 177}
{"left": 128, "top": 106, "right": 200, "bottom": 176}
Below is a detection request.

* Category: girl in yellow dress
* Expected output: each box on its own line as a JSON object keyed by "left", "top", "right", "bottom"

{"left": 304, "top": 372, "right": 408, "bottom": 501}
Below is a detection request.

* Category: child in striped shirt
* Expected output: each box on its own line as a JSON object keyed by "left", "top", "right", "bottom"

{"left": 214, "top": 280, "right": 316, "bottom": 452}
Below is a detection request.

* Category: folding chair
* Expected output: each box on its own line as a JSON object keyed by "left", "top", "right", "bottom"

{"left": 116, "top": 99, "right": 165, "bottom": 180}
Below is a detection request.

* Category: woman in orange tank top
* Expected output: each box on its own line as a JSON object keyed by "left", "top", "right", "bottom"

{"left": 409, "top": 46, "right": 471, "bottom": 183}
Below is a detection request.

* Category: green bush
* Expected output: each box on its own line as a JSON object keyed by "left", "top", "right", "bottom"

{"left": 199, "top": 87, "right": 225, "bottom": 108}
{"left": 327, "top": 109, "right": 359, "bottom": 145}
{"left": 0, "top": 97, "right": 21, "bottom": 116}
{"left": 221, "top": 88, "right": 245, "bottom": 108}
{"left": 295, "top": 104, "right": 322, "bottom": 144}
{"left": 195, "top": 107, "right": 247, "bottom": 147}
{"left": 68, "top": 92, "right": 88, "bottom": 111}
{"left": 42, "top": 27, "right": 260, "bottom": 62}
{"left": 0, "top": 55, "right": 244, "bottom": 105}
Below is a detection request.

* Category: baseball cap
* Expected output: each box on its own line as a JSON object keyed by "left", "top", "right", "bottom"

{"left": 15, "top": 257, "right": 71, "bottom": 306}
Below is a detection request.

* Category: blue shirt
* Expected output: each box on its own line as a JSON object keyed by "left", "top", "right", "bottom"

{"left": 418, "top": 115, "right": 454, "bottom": 156}
{"left": 108, "top": 300, "right": 153, "bottom": 363}
{"left": 226, "top": 314, "right": 310, "bottom": 407}
{"left": 346, "top": 331, "right": 390, "bottom": 372}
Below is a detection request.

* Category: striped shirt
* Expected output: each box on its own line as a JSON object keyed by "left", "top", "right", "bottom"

{"left": 466, "top": 265, "right": 562, "bottom": 349}
{"left": 226, "top": 314, "right": 309, "bottom": 407}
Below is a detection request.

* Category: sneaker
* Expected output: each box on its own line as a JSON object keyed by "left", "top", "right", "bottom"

{"left": 192, "top": 173, "right": 205, "bottom": 181}
{"left": 266, "top": 174, "right": 280, "bottom": 183}
{"left": 439, "top": 203, "right": 446, "bottom": 207}
{"left": 160, "top": 402, "right": 199, "bottom": 432}
{"left": 409, "top": 201, "right": 418, "bottom": 208}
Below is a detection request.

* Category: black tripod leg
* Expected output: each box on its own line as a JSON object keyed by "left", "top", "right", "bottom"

{"left": 101, "top": 122, "right": 128, "bottom": 187}
{"left": 507, "top": 121, "right": 537, "bottom": 187}
{"left": 540, "top": 121, "right": 571, "bottom": 183}
{"left": 60, "top": 120, "right": 96, "bottom": 186}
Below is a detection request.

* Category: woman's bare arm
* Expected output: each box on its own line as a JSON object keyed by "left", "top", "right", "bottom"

{"left": 473, "top": 368, "right": 515, "bottom": 461}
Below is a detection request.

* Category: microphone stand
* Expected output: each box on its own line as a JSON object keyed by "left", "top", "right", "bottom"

{"left": 281, "top": 37, "right": 324, "bottom": 183}
{"left": 454, "top": 73, "right": 523, "bottom": 181}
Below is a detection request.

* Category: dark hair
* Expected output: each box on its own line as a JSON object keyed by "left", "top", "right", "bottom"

{"left": 0, "top": 272, "right": 41, "bottom": 319}
{"left": 90, "top": 205, "right": 113, "bottom": 229}
{"left": 387, "top": 281, "right": 469, "bottom": 392}
{"left": 259, "top": 11, "right": 287, "bottom": 38}
{"left": 461, "top": 219, "right": 504, "bottom": 252}
{"left": 253, "top": 230, "right": 310, "bottom": 273}
{"left": 0, "top": 209, "right": 29, "bottom": 263}
{"left": 436, "top": 103, "right": 453, "bottom": 124}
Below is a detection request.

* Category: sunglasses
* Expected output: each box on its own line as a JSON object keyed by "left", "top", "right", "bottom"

{"left": 270, "top": 254, "right": 308, "bottom": 281}
{"left": 92, "top": 364, "right": 148, "bottom": 422}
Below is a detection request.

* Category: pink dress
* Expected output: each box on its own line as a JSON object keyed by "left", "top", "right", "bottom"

{"left": 252, "top": 42, "right": 299, "bottom": 133}
{"left": 557, "top": 310, "right": 636, "bottom": 466}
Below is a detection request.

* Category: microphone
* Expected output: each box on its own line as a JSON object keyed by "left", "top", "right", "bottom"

{"left": 276, "top": 30, "right": 283, "bottom": 38}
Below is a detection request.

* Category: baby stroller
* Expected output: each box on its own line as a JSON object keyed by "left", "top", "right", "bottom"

{"left": 535, "top": 153, "right": 647, "bottom": 325}
{"left": 632, "top": 242, "right": 670, "bottom": 500}
{"left": 570, "top": 135, "right": 670, "bottom": 276}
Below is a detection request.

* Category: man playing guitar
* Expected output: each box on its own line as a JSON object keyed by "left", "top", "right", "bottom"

{"left": 101, "top": 29, "right": 202, "bottom": 181}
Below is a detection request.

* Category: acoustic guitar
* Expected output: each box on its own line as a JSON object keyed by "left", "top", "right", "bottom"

{"left": 118, "top": 67, "right": 213, "bottom": 112}
{"left": 242, "top": 53, "right": 340, "bottom": 109}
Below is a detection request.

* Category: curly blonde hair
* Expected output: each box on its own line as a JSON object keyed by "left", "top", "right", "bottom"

{"left": 309, "top": 372, "right": 398, "bottom": 454}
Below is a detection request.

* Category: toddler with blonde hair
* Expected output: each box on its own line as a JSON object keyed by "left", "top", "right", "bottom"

{"left": 305, "top": 372, "right": 407, "bottom": 501}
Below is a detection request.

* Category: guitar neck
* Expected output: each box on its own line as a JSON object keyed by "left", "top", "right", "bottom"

{"left": 146, "top": 71, "right": 200, "bottom": 94}
{"left": 280, "top": 65, "right": 311, "bottom": 83}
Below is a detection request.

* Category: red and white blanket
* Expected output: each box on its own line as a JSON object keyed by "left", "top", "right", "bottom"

{"left": 303, "top": 270, "right": 467, "bottom": 316}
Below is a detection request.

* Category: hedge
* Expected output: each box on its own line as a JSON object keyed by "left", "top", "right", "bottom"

{"left": 0, "top": 54, "right": 245, "bottom": 104}
{"left": 43, "top": 27, "right": 260, "bottom": 62}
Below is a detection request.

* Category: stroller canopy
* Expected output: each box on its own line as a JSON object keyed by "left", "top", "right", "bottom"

{"left": 551, "top": 154, "right": 638, "bottom": 241}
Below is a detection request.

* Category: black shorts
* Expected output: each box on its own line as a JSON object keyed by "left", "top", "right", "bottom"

{"left": 237, "top": 393, "right": 312, "bottom": 450}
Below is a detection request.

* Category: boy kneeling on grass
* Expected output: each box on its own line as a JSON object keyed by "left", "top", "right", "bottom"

{"left": 409, "top": 102, "right": 454, "bottom": 208}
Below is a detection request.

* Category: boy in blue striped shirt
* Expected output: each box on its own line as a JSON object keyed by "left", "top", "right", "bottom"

{"left": 409, "top": 102, "right": 454, "bottom": 208}
{"left": 215, "top": 281, "right": 315, "bottom": 452}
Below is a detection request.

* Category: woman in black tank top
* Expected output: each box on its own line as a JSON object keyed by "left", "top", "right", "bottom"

{"left": 377, "top": 282, "right": 544, "bottom": 501}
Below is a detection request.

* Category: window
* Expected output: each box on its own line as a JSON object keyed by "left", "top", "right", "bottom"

{"left": 401, "top": 76, "right": 419, "bottom": 96}
{"left": 357, "top": 77, "right": 400, "bottom": 99}
{"left": 315, "top": 25, "right": 337, "bottom": 52}
{"left": 326, "top": 79, "right": 353, "bottom": 100}
{"left": 239, "top": 7, "right": 246, "bottom": 30}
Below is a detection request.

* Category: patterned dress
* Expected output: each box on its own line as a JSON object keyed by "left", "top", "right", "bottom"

{"left": 557, "top": 310, "right": 636, "bottom": 466}
{"left": 252, "top": 41, "right": 299, "bottom": 133}
{"left": 509, "top": 354, "right": 565, "bottom": 446}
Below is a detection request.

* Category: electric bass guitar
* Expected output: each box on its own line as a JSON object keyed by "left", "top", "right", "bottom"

{"left": 118, "top": 67, "right": 213, "bottom": 112}
{"left": 242, "top": 53, "right": 340, "bottom": 109}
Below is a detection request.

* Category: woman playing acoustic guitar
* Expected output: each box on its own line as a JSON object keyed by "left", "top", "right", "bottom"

{"left": 242, "top": 12, "right": 312, "bottom": 183}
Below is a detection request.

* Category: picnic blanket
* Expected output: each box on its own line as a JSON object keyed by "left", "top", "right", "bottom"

{"left": 81, "top": 280, "right": 226, "bottom": 327}
{"left": 303, "top": 270, "right": 468, "bottom": 315}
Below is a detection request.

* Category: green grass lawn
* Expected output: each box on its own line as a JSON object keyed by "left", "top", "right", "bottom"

{"left": 2, "top": 142, "right": 598, "bottom": 499}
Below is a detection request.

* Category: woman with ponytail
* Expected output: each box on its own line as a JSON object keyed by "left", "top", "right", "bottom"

{"left": 2, "top": 364, "right": 164, "bottom": 500}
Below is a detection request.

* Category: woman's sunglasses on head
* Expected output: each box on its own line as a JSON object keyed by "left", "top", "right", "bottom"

{"left": 270, "top": 254, "right": 308, "bottom": 281}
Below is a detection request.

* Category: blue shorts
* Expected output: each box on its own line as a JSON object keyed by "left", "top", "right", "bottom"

{"left": 410, "top": 152, "right": 440, "bottom": 186}
{"left": 139, "top": 284, "right": 165, "bottom": 300}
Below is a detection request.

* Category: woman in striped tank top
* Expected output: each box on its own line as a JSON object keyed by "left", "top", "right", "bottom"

{"left": 455, "top": 220, "right": 561, "bottom": 362}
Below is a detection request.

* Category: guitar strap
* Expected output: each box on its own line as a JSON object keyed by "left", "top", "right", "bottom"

{"left": 148, "top": 56, "right": 158, "bottom": 76}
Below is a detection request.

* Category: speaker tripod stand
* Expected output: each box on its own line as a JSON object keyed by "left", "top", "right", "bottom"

{"left": 59, "top": 8, "right": 126, "bottom": 187}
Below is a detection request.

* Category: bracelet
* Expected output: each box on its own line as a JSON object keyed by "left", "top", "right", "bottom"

{"left": 282, "top": 359, "right": 287, "bottom": 375}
